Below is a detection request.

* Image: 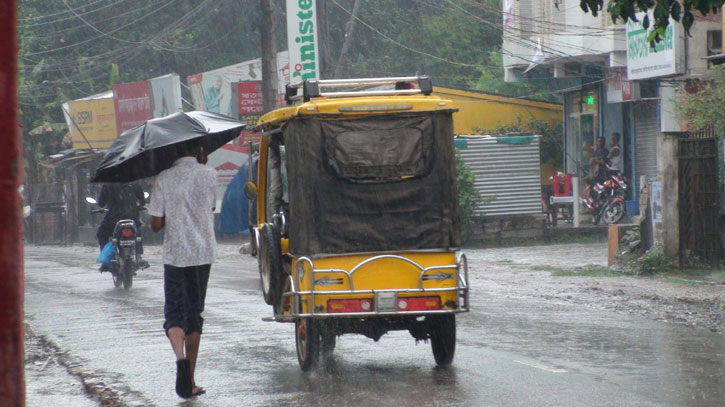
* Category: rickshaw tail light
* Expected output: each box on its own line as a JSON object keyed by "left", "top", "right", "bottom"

{"left": 327, "top": 299, "right": 373, "bottom": 313}
{"left": 398, "top": 296, "right": 441, "bottom": 311}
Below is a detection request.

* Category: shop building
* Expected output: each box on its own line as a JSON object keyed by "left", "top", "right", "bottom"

{"left": 502, "top": 0, "right": 722, "bottom": 194}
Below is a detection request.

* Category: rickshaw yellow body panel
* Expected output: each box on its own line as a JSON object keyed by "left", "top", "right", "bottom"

{"left": 255, "top": 95, "right": 456, "bottom": 131}
{"left": 283, "top": 251, "right": 464, "bottom": 316}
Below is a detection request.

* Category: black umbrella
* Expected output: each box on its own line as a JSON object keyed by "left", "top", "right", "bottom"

{"left": 91, "top": 111, "right": 246, "bottom": 183}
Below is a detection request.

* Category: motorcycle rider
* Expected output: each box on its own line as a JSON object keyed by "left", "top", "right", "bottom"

{"left": 96, "top": 182, "right": 148, "bottom": 270}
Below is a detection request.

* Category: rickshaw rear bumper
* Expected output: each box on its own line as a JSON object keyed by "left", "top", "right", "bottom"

{"left": 267, "top": 252, "right": 470, "bottom": 321}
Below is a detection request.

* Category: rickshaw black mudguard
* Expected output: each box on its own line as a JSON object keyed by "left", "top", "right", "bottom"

{"left": 283, "top": 112, "right": 461, "bottom": 256}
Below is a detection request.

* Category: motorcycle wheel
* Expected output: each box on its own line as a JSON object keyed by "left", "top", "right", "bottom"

{"left": 122, "top": 268, "right": 133, "bottom": 290}
{"left": 603, "top": 201, "right": 626, "bottom": 224}
{"left": 112, "top": 273, "right": 122, "bottom": 288}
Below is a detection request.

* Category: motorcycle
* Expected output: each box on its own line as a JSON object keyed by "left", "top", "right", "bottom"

{"left": 582, "top": 169, "right": 627, "bottom": 225}
{"left": 86, "top": 194, "right": 149, "bottom": 289}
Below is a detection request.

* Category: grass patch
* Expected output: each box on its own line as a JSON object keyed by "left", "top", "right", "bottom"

{"left": 545, "top": 233, "right": 608, "bottom": 245}
{"left": 530, "top": 265, "right": 566, "bottom": 272}
{"left": 661, "top": 276, "right": 712, "bottom": 286}
{"left": 550, "top": 264, "right": 620, "bottom": 277}
{"left": 661, "top": 269, "right": 725, "bottom": 285}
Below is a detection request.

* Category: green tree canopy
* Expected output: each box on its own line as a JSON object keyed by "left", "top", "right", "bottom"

{"left": 580, "top": 0, "right": 724, "bottom": 43}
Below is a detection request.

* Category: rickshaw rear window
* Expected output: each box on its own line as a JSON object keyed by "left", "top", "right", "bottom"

{"left": 324, "top": 121, "right": 432, "bottom": 182}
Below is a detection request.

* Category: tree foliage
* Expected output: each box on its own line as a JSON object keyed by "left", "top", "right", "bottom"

{"left": 18, "top": 0, "right": 551, "bottom": 164}
{"left": 676, "top": 66, "right": 725, "bottom": 135}
{"left": 456, "top": 148, "right": 483, "bottom": 243}
{"left": 580, "top": 0, "right": 724, "bottom": 44}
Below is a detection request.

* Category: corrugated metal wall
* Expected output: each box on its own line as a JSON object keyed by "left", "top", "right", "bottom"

{"left": 459, "top": 136, "right": 542, "bottom": 216}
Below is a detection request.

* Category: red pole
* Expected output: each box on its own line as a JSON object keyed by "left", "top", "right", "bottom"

{"left": 0, "top": 1, "right": 24, "bottom": 406}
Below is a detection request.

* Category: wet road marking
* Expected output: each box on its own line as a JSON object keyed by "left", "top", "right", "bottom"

{"left": 513, "top": 359, "right": 567, "bottom": 373}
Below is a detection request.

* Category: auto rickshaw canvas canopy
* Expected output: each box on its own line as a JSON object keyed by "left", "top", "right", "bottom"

{"left": 283, "top": 111, "right": 461, "bottom": 255}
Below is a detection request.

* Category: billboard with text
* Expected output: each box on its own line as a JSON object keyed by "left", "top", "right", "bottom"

{"left": 187, "top": 51, "right": 289, "bottom": 115}
{"left": 149, "top": 74, "right": 183, "bottom": 118}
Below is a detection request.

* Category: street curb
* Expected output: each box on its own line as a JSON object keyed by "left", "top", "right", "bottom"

{"left": 25, "top": 324, "right": 127, "bottom": 407}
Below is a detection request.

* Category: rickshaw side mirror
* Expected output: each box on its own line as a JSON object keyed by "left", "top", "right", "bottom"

{"left": 244, "top": 181, "right": 258, "bottom": 200}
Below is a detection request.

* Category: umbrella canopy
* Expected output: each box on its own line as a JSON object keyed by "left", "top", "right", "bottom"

{"left": 91, "top": 111, "right": 245, "bottom": 183}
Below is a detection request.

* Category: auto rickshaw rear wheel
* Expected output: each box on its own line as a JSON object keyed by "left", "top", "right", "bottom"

{"left": 295, "top": 318, "right": 319, "bottom": 371}
{"left": 320, "top": 322, "right": 336, "bottom": 356}
{"left": 259, "top": 223, "right": 283, "bottom": 306}
{"left": 428, "top": 314, "right": 456, "bottom": 366}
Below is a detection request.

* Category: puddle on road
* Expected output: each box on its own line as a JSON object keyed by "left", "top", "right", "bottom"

{"left": 460, "top": 295, "right": 725, "bottom": 407}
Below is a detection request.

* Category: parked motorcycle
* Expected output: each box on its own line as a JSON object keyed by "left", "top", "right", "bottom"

{"left": 582, "top": 170, "right": 627, "bottom": 225}
{"left": 86, "top": 195, "right": 149, "bottom": 289}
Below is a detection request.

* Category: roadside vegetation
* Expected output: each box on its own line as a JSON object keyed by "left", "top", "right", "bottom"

{"left": 455, "top": 148, "right": 482, "bottom": 244}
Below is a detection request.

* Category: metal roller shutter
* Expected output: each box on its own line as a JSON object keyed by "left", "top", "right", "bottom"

{"left": 634, "top": 100, "right": 659, "bottom": 191}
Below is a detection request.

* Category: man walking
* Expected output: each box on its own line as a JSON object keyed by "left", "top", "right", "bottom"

{"left": 148, "top": 142, "right": 216, "bottom": 399}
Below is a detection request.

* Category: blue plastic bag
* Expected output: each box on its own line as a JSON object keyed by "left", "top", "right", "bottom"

{"left": 96, "top": 241, "right": 114, "bottom": 265}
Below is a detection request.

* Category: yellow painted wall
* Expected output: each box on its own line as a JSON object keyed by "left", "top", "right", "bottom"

{"left": 432, "top": 86, "right": 562, "bottom": 135}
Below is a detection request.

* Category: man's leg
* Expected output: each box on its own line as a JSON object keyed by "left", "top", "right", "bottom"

{"left": 185, "top": 332, "right": 200, "bottom": 387}
{"left": 96, "top": 218, "right": 110, "bottom": 250}
{"left": 167, "top": 327, "right": 186, "bottom": 360}
{"left": 185, "top": 265, "right": 211, "bottom": 393}
{"left": 164, "top": 264, "right": 195, "bottom": 398}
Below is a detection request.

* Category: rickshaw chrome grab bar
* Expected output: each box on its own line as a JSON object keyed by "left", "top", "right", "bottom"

{"left": 277, "top": 253, "right": 470, "bottom": 319}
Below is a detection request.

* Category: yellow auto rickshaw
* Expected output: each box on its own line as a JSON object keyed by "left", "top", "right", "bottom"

{"left": 246, "top": 76, "right": 469, "bottom": 370}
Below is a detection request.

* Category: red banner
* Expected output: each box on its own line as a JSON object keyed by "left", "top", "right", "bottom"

{"left": 113, "top": 80, "right": 152, "bottom": 135}
{"left": 237, "top": 81, "right": 264, "bottom": 115}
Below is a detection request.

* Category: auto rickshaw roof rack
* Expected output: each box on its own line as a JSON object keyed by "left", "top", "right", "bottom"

{"left": 285, "top": 76, "right": 433, "bottom": 104}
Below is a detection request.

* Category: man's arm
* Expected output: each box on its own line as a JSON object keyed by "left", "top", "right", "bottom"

{"left": 147, "top": 177, "right": 165, "bottom": 232}
{"left": 151, "top": 216, "right": 165, "bottom": 232}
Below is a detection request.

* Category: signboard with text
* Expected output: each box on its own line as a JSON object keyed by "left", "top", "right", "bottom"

{"left": 626, "top": 12, "right": 684, "bottom": 80}
{"left": 286, "top": 0, "right": 319, "bottom": 84}
{"left": 112, "top": 80, "right": 152, "bottom": 135}
{"left": 68, "top": 98, "right": 118, "bottom": 149}
{"left": 605, "top": 68, "right": 635, "bottom": 103}
{"left": 236, "top": 81, "right": 264, "bottom": 115}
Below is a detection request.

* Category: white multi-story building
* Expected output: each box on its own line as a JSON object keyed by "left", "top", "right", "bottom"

{"left": 503, "top": 0, "right": 722, "bottom": 191}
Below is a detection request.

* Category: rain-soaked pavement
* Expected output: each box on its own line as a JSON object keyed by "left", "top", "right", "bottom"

{"left": 24, "top": 243, "right": 724, "bottom": 407}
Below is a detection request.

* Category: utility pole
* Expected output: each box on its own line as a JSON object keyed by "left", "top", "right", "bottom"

{"left": 0, "top": 0, "right": 24, "bottom": 406}
{"left": 317, "top": 0, "right": 332, "bottom": 79}
{"left": 260, "top": 0, "right": 279, "bottom": 112}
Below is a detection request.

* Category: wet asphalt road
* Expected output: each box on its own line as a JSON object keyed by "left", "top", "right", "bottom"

{"left": 24, "top": 244, "right": 724, "bottom": 407}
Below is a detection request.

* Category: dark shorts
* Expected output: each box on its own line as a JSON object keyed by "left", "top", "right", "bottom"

{"left": 163, "top": 264, "right": 211, "bottom": 335}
